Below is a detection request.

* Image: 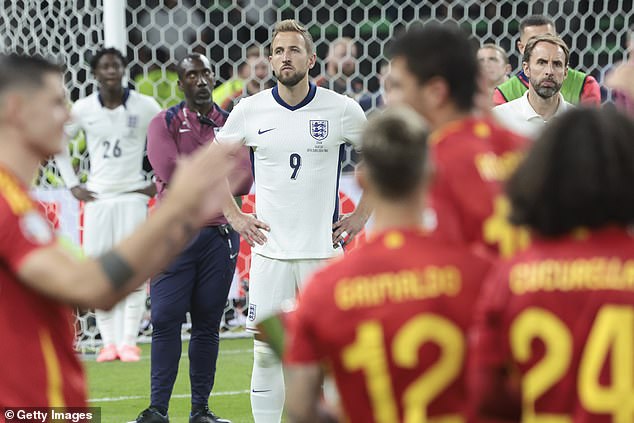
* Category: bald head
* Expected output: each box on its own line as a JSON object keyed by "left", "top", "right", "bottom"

{"left": 176, "top": 53, "right": 211, "bottom": 80}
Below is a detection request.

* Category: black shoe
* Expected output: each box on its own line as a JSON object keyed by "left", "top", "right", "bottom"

{"left": 135, "top": 407, "right": 169, "bottom": 423}
{"left": 189, "top": 406, "right": 231, "bottom": 423}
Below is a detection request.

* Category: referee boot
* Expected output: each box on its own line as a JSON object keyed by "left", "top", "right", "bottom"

{"left": 189, "top": 406, "right": 231, "bottom": 423}
{"left": 134, "top": 407, "right": 169, "bottom": 423}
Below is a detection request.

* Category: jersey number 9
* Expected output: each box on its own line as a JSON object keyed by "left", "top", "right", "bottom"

{"left": 289, "top": 153, "right": 302, "bottom": 180}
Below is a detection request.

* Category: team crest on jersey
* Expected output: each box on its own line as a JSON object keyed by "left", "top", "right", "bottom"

{"left": 310, "top": 120, "right": 328, "bottom": 142}
{"left": 20, "top": 211, "right": 53, "bottom": 245}
{"left": 128, "top": 115, "right": 138, "bottom": 128}
{"left": 248, "top": 304, "right": 257, "bottom": 321}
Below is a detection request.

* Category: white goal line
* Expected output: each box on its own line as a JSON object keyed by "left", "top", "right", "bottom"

{"left": 90, "top": 389, "right": 250, "bottom": 403}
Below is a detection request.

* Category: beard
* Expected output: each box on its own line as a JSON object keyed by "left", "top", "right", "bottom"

{"left": 531, "top": 77, "right": 562, "bottom": 99}
{"left": 277, "top": 69, "right": 307, "bottom": 87}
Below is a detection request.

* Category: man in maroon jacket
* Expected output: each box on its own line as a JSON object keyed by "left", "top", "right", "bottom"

{"left": 134, "top": 53, "right": 253, "bottom": 423}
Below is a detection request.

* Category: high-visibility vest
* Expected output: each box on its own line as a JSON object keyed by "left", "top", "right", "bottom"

{"left": 496, "top": 68, "right": 587, "bottom": 104}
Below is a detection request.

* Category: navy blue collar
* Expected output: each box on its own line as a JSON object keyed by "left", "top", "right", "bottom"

{"left": 98, "top": 87, "right": 130, "bottom": 108}
{"left": 272, "top": 82, "right": 317, "bottom": 111}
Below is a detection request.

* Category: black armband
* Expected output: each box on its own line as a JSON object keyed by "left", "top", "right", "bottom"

{"left": 98, "top": 251, "right": 134, "bottom": 292}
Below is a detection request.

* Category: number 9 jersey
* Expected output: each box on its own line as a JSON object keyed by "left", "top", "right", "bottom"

{"left": 470, "top": 227, "right": 634, "bottom": 422}
{"left": 285, "top": 229, "right": 493, "bottom": 423}
{"left": 216, "top": 83, "right": 366, "bottom": 260}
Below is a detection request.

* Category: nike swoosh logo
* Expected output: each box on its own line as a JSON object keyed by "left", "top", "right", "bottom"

{"left": 258, "top": 128, "right": 275, "bottom": 135}
{"left": 251, "top": 389, "right": 271, "bottom": 393}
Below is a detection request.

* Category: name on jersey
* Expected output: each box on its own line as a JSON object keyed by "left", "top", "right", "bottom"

{"left": 509, "top": 257, "right": 634, "bottom": 295}
{"left": 474, "top": 151, "right": 524, "bottom": 182}
{"left": 334, "top": 266, "right": 462, "bottom": 310}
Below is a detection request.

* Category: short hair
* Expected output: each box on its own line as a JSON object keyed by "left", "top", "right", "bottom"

{"left": 522, "top": 34, "right": 569, "bottom": 67}
{"left": 0, "top": 53, "right": 63, "bottom": 97}
{"left": 519, "top": 15, "right": 556, "bottom": 36}
{"left": 328, "top": 37, "right": 357, "bottom": 58}
{"left": 271, "top": 19, "right": 314, "bottom": 54}
{"left": 479, "top": 43, "right": 509, "bottom": 64}
{"left": 388, "top": 22, "right": 478, "bottom": 111}
{"left": 362, "top": 107, "right": 429, "bottom": 200}
{"left": 90, "top": 47, "right": 126, "bottom": 72}
{"left": 507, "top": 107, "right": 634, "bottom": 237}
{"left": 246, "top": 44, "right": 264, "bottom": 59}
{"left": 176, "top": 53, "right": 209, "bottom": 80}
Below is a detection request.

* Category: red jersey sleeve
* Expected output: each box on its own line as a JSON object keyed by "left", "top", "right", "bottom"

{"left": 468, "top": 262, "right": 521, "bottom": 420}
{"left": 426, "top": 164, "right": 467, "bottom": 245}
{"left": 0, "top": 198, "right": 52, "bottom": 273}
{"left": 285, "top": 273, "right": 329, "bottom": 364}
{"left": 470, "top": 263, "right": 512, "bottom": 369}
{"left": 580, "top": 75, "right": 602, "bottom": 106}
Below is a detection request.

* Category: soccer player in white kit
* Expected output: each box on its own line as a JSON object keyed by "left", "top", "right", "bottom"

{"left": 56, "top": 48, "right": 161, "bottom": 362}
{"left": 216, "top": 20, "right": 370, "bottom": 423}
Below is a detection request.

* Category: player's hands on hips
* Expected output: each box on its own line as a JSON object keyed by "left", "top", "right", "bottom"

{"left": 228, "top": 211, "right": 269, "bottom": 247}
{"left": 166, "top": 143, "right": 240, "bottom": 227}
{"left": 333, "top": 210, "right": 369, "bottom": 248}
{"left": 70, "top": 185, "right": 97, "bottom": 202}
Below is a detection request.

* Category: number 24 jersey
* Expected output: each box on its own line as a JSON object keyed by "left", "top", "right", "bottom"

{"left": 471, "top": 228, "right": 634, "bottom": 422}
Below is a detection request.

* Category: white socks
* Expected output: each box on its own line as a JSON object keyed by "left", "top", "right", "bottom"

{"left": 96, "top": 285, "right": 146, "bottom": 348}
{"left": 251, "top": 339, "right": 285, "bottom": 423}
{"left": 122, "top": 286, "right": 147, "bottom": 346}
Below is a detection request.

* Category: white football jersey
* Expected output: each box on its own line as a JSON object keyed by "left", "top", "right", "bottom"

{"left": 60, "top": 89, "right": 161, "bottom": 195}
{"left": 217, "top": 83, "right": 366, "bottom": 259}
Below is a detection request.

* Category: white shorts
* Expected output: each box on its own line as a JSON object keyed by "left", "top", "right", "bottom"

{"left": 82, "top": 193, "right": 148, "bottom": 257}
{"left": 246, "top": 253, "right": 328, "bottom": 332}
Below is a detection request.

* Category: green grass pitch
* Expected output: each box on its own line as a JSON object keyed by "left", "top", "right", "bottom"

{"left": 86, "top": 338, "right": 255, "bottom": 423}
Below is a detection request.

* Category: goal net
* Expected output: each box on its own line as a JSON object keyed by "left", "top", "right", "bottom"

{"left": 1, "top": 0, "right": 631, "bottom": 352}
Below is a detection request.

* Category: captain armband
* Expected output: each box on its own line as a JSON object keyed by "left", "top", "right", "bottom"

{"left": 97, "top": 250, "right": 134, "bottom": 292}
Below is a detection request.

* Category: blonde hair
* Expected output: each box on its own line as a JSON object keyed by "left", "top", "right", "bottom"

{"left": 271, "top": 19, "right": 314, "bottom": 53}
{"left": 479, "top": 43, "right": 509, "bottom": 64}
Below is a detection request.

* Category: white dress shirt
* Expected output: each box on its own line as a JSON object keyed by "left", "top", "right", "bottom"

{"left": 492, "top": 91, "right": 572, "bottom": 139}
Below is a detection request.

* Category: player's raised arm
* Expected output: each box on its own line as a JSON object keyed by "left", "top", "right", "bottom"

{"left": 18, "top": 142, "right": 238, "bottom": 310}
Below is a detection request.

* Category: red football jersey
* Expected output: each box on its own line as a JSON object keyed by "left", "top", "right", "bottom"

{"left": 470, "top": 227, "right": 634, "bottom": 422}
{"left": 0, "top": 167, "right": 87, "bottom": 406}
{"left": 285, "top": 228, "right": 492, "bottom": 423}
{"left": 426, "top": 116, "right": 529, "bottom": 258}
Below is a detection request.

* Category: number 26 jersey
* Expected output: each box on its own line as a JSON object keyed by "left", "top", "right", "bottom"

{"left": 64, "top": 89, "right": 161, "bottom": 195}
